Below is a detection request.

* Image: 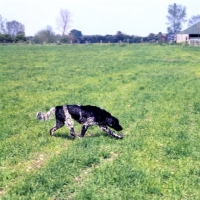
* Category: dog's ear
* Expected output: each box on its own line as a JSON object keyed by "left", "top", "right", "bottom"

{"left": 106, "top": 117, "right": 114, "bottom": 127}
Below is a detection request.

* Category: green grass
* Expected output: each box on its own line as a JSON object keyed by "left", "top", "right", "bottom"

{"left": 0, "top": 43, "right": 200, "bottom": 199}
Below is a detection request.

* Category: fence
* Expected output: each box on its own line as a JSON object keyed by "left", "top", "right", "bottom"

{"left": 189, "top": 39, "right": 200, "bottom": 46}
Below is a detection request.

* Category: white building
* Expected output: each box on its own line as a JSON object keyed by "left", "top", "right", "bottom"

{"left": 176, "top": 22, "right": 200, "bottom": 45}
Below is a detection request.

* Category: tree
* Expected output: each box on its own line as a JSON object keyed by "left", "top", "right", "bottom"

{"left": 116, "top": 31, "right": 124, "bottom": 42}
{"left": 188, "top": 15, "right": 200, "bottom": 27}
{"left": 0, "top": 15, "right": 7, "bottom": 34}
{"left": 46, "top": 25, "right": 54, "bottom": 34}
{"left": 69, "top": 29, "right": 82, "bottom": 38}
{"left": 6, "top": 20, "right": 25, "bottom": 36}
{"left": 166, "top": 3, "right": 187, "bottom": 37}
{"left": 34, "top": 26, "right": 56, "bottom": 43}
{"left": 56, "top": 9, "right": 72, "bottom": 36}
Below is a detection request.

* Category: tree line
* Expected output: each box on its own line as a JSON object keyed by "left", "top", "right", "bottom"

{"left": 0, "top": 3, "right": 200, "bottom": 44}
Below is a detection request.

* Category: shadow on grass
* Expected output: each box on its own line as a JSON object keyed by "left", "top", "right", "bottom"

{"left": 53, "top": 132, "right": 108, "bottom": 139}
{"left": 53, "top": 132, "right": 75, "bottom": 140}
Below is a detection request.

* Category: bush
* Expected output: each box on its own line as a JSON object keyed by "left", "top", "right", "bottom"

{"left": 15, "top": 34, "right": 26, "bottom": 42}
{"left": 60, "top": 35, "right": 69, "bottom": 43}
{"left": 0, "top": 34, "right": 14, "bottom": 43}
{"left": 32, "top": 36, "right": 43, "bottom": 44}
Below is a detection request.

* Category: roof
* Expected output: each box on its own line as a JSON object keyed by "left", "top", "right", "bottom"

{"left": 178, "top": 22, "right": 200, "bottom": 34}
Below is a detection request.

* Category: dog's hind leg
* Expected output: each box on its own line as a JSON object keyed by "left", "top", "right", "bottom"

{"left": 50, "top": 120, "right": 64, "bottom": 136}
{"left": 80, "top": 125, "right": 88, "bottom": 137}
{"left": 99, "top": 125, "right": 123, "bottom": 139}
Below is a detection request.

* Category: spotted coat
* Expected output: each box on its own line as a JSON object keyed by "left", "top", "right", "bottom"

{"left": 36, "top": 104, "right": 123, "bottom": 139}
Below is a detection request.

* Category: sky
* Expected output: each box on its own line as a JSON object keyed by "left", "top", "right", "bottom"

{"left": 0, "top": 0, "right": 199, "bottom": 36}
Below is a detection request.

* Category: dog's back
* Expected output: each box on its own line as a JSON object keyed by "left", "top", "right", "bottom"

{"left": 67, "top": 105, "right": 111, "bottom": 124}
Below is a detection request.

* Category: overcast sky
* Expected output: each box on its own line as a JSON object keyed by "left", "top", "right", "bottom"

{"left": 0, "top": 0, "right": 199, "bottom": 36}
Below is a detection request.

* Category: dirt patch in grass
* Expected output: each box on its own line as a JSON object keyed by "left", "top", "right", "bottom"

{"left": 64, "top": 151, "right": 119, "bottom": 200}
{"left": 26, "top": 153, "right": 49, "bottom": 171}
{"left": 0, "top": 189, "right": 5, "bottom": 198}
{"left": 75, "top": 151, "right": 119, "bottom": 183}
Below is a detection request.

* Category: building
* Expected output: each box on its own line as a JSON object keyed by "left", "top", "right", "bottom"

{"left": 176, "top": 21, "right": 200, "bottom": 45}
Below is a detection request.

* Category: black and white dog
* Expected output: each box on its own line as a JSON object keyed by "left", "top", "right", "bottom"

{"left": 36, "top": 105, "right": 123, "bottom": 139}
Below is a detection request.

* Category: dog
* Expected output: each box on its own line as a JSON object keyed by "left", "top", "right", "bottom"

{"left": 36, "top": 105, "right": 123, "bottom": 139}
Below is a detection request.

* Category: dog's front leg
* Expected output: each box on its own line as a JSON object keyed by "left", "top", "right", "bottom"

{"left": 64, "top": 119, "right": 80, "bottom": 138}
{"left": 100, "top": 125, "right": 123, "bottom": 139}
{"left": 69, "top": 127, "right": 80, "bottom": 138}
{"left": 80, "top": 125, "right": 88, "bottom": 137}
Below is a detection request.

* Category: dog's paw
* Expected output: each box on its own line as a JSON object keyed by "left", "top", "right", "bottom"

{"left": 71, "top": 134, "right": 81, "bottom": 139}
{"left": 117, "top": 133, "right": 124, "bottom": 139}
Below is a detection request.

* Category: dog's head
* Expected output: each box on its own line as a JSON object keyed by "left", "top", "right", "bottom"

{"left": 107, "top": 116, "right": 123, "bottom": 131}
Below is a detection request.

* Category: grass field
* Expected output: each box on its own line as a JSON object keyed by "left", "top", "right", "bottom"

{"left": 0, "top": 43, "right": 200, "bottom": 199}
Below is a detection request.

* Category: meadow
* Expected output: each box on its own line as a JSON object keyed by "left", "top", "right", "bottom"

{"left": 0, "top": 43, "right": 200, "bottom": 199}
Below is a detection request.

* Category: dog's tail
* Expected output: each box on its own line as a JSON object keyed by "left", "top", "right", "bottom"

{"left": 36, "top": 107, "right": 56, "bottom": 121}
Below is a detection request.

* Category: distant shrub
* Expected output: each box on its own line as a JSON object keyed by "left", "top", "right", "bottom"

{"left": 32, "top": 36, "right": 42, "bottom": 44}
{"left": 0, "top": 34, "right": 14, "bottom": 43}
{"left": 60, "top": 35, "right": 69, "bottom": 43}
{"left": 15, "top": 34, "right": 26, "bottom": 42}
